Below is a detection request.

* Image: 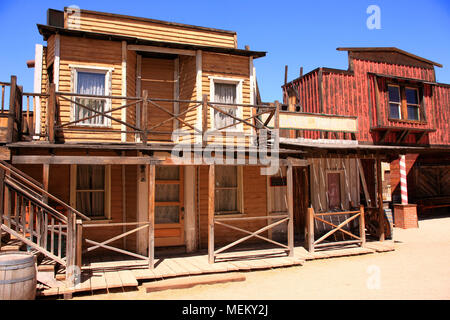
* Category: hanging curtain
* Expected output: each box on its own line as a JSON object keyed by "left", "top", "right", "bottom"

{"left": 75, "top": 71, "right": 106, "bottom": 125}
{"left": 76, "top": 165, "right": 105, "bottom": 218}
{"left": 214, "top": 83, "right": 237, "bottom": 129}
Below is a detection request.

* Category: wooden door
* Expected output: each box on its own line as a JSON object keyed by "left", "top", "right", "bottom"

{"left": 141, "top": 57, "right": 174, "bottom": 141}
{"left": 155, "top": 166, "right": 184, "bottom": 247}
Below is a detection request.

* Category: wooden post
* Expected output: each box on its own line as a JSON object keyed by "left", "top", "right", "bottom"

{"left": 286, "top": 165, "right": 294, "bottom": 257}
{"left": 148, "top": 164, "right": 155, "bottom": 269}
{"left": 376, "top": 157, "right": 385, "bottom": 241}
{"left": 359, "top": 205, "right": 366, "bottom": 247}
{"left": 184, "top": 166, "right": 197, "bottom": 253}
{"left": 208, "top": 165, "right": 215, "bottom": 264}
{"left": 141, "top": 90, "right": 148, "bottom": 146}
{"left": 47, "top": 83, "right": 56, "bottom": 143}
{"left": 202, "top": 94, "right": 208, "bottom": 148}
{"left": 76, "top": 219, "right": 83, "bottom": 269}
{"left": 274, "top": 100, "right": 280, "bottom": 131}
{"left": 42, "top": 164, "right": 49, "bottom": 204}
{"left": 7, "top": 76, "right": 17, "bottom": 143}
{"left": 65, "top": 211, "right": 75, "bottom": 286}
{"left": 307, "top": 207, "right": 315, "bottom": 253}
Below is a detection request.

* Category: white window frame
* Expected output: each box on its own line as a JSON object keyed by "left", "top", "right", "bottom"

{"left": 209, "top": 76, "right": 244, "bottom": 132}
{"left": 70, "top": 65, "right": 113, "bottom": 127}
{"left": 70, "top": 164, "right": 112, "bottom": 221}
{"left": 214, "top": 165, "right": 244, "bottom": 216}
{"left": 405, "top": 86, "right": 420, "bottom": 121}
{"left": 388, "top": 84, "right": 402, "bottom": 120}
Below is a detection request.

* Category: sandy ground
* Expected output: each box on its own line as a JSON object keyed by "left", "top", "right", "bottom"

{"left": 74, "top": 215, "right": 450, "bottom": 300}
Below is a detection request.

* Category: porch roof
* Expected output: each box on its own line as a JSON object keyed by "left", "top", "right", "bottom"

{"left": 37, "top": 24, "right": 267, "bottom": 58}
{"left": 279, "top": 137, "right": 450, "bottom": 157}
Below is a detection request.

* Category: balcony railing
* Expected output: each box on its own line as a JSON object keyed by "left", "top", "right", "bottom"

{"left": 46, "top": 83, "right": 277, "bottom": 147}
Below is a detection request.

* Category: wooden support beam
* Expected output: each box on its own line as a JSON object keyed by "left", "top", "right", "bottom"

{"left": 306, "top": 207, "right": 315, "bottom": 253}
{"left": 376, "top": 157, "right": 385, "bottom": 241}
{"left": 208, "top": 165, "right": 215, "bottom": 264}
{"left": 359, "top": 205, "right": 366, "bottom": 247}
{"left": 141, "top": 90, "right": 148, "bottom": 145}
{"left": 76, "top": 219, "right": 83, "bottom": 269}
{"left": 47, "top": 84, "right": 56, "bottom": 143}
{"left": 42, "top": 163, "right": 49, "bottom": 204}
{"left": 148, "top": 164, "right": 155, "bottom": 269}
{"left": 286, "top": 165, "right": 294, "bottom": 257}
{"left": 202, "top": 94, "right": 208, "bottom": 148}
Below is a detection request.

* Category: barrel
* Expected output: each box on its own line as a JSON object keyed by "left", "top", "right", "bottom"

{"left": 0, "top": 252, "right": 37, "bottom": 300}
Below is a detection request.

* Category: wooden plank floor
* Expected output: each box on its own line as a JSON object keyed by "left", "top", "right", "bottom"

{"left": 36, "top": 240, "right": 394, "bottom": 297}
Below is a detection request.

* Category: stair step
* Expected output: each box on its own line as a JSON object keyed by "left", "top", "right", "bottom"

{"left": 0, "top": 243, "right": 26, "bottom": 252}
{"left": 38, "top": 264, "right": 56, "bottom": 272}
{"left": 1, "top": 231, "right": 10, "bottom": 243}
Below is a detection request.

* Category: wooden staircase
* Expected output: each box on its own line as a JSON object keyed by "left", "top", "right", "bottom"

{"left": 0, "top": 160, "right": 90, "bottom": 291}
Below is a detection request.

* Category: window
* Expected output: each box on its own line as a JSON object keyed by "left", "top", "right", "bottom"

{"left": 72, "top": 68, "right": 111, "bottom": 126}
{"left": 388, "top": 85, "right": 401, "bottom": 119}
{"left": 405, "top": 88, "right": 420, "bottom": 121}
{"left": 70, "top": 165, "right": 111, "bottom": 220}
{"left": 387, "top": 84, "right": 421, "bottom": 121}
{"left": 215, "top": 166, "right": 243, "bottom": 215}
{"left": 209, "top": 77, "right": 243, "bottom": 131}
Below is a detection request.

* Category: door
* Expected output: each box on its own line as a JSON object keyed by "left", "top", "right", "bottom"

{"left": 140, "top": 56, "right": 175, "bottom": 141}
{"left": 154, "top": 166, "right": 184, "bottom": 247}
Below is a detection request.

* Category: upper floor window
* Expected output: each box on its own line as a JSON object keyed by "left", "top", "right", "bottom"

{"left": 209, "top": 77, "right": 244, "bottom": 131}
{"left": 71, "top": 67, "right": 112, "bottom": 127}
{"left": 214, "top": 83, "right": 238, "bottom": 130}
{"left": 388, "top": 84, "right": 421, "bottom": 121}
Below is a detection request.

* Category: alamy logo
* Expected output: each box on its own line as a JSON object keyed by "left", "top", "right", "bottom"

{"left": 66, "top": 5, "right": 81, "bottom": 30}
{"left": 170, "top": 129, "right": 280, "bottom": 176}
{"left": 366, "top": 5, "right": 381, "bottom": 30}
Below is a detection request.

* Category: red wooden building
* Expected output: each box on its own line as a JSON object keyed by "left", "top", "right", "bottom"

{"left": 282, "top": 47, "right": 450, "bottom": 225}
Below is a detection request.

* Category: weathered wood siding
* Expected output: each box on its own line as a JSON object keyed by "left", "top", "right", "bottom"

{"left": 141, "top": 57, "right": 175, "bottom": 142}
{"left": 308, "top": 157, "right": 360, "bottom": 212}
{"left": 57, "top": 36, "right": 123, "bottom": 142}
{"left": 198, "top": 166, "right": 268, "bottom": 248}
{"left": 178, "top": 55, "right": 198, "bottom": 143}
{"left": 65, "top": 10, "right": 237, "bottom": 48}
{"left": 201, "top": 52, "right": 253, "bottom": 146}
{"left": 126, "top": 49, "right": 137, "bottom": 142}
{"left": 285, "top": 55, "right": 450, "bottom": 145}
{"left": 430, "top": 84, "right": 450, "bottom": 145}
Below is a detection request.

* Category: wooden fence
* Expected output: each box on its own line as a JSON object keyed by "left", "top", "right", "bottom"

{"left": 305, "top": 205, "right": 366, "bottom": 253}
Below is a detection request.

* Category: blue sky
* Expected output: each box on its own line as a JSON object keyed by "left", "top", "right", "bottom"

{"left": 0, "top": 0, "right": 449, "bottom": 102}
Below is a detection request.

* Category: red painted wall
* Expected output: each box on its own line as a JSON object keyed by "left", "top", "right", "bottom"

{"left": 284, "top": 54, "right": 450, "bottom": 146}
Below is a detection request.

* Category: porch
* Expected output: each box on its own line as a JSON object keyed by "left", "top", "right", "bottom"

{"left": 37, "top": 239, "right": 394, "bottom": 297}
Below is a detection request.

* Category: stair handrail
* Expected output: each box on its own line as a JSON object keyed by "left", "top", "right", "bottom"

{"left": 0, "top": 160, "right": 91, "bottom": 221}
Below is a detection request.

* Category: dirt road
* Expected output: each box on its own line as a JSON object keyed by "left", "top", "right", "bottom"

{"left": 74, "top": 215, "right": 450, "bottom": 300}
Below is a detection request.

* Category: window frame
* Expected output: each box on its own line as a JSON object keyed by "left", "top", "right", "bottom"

{"left": 70, "top": 65, "right": 113, "bottom": 128}
{"left": 405, "top": 86, "right": 421, "bottom": 121}
{"left": 209, "top": 76, "right": 244, "bottom": 132}
{"left": 386, "top": 82, "right": 425, "bottom": 123}
{"left": 387, "top": 84, "right": 402, "bottom": 120}
{"left": 214, "top": 165, "right": 244, "bottom": 216}
{"left": 70, "top": 164, "right": 112, "bottom": 222}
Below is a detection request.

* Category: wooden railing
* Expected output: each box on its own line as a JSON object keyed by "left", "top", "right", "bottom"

{"left": 45, "top": 83, "right": 277, "bottom": 146}
{"left": 213, "top": 214, "right": 291, "bottom": 261}
{"left": 0, "top": 76, "right": 48, "bottom": 142}
{"left": 305, "top": 205, "right": 366, "bottom": 253}
{"left": 0, "top": 160, "right": 89, "bottom": 284}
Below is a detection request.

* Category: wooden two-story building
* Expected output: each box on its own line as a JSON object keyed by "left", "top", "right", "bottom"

{"left": 2, "top": 7, "right": 442, "bottom": 297}
{"left": 282, "top": 47, "right": 450, "bottom": 229}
